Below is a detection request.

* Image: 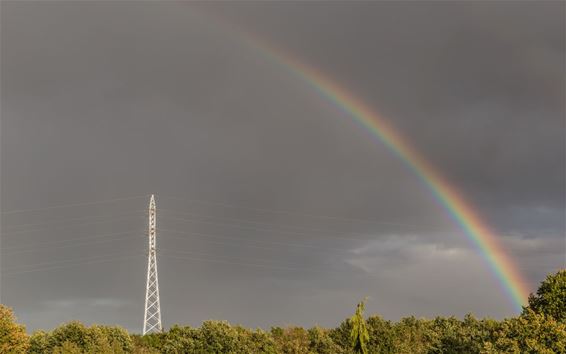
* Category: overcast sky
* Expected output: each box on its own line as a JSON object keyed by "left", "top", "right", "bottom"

{"left": 1, "top": 1, "right": 564, "bottom": 333}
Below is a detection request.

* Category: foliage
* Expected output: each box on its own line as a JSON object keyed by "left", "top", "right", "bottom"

{"left": 28, "top": 330, "right": 50, "bottom": 354}
{"left": 4, "top": 269, "right": 566, "bottom": 353}
{"left": 0, "top": 304, "right": 29, "bottom": 353}
{"left": 28, "top": 321, "right": 133, "bottom": 353}
{"left": 349, "top": 300, "right": 369, "bottom": 354}
{"left": 389, "top": 316, "right": 437, "bottom": 354}
{"left": 525, "top": 268, "right": 566, "bottom": 322}
{"left": 328, "top": 318, "right": 353, "bottom": 352}
{"left": 307, "top": 326, "right": 344, "bottom": 354}
{"left": 52, "top": 341, "right": 83, "bottom": 354}
{"left": 271, "top": 326, "right": 310, "bottom": 353}
{"left": 130, "top": 333, "right": 165, "bottom": 353}
{"left": 481, "top": 308, "right": 566, "bottom": 354}
{"left": 92, "top": 325, "right": 133, "bottom": 353}
{"left": 158, "top": 321, "right": 276, "bottom": 353}
{"left": 365, "top": 315, "right": 394, "bottom": 354}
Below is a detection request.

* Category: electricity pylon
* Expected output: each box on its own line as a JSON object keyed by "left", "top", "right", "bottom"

{"left": 143, "top": 194, "right": 162, "bottom": 334}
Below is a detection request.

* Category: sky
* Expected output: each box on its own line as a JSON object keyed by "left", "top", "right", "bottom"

{"left": 1, "top": 1, "right": 564, "bottom": 333}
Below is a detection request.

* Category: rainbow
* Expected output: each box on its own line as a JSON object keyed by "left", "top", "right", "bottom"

{"left": 240, "top": 35, "right": 530, "bottom": 311}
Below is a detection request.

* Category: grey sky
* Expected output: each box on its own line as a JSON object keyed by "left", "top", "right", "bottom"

{"left": 1, "top": 1, "right": 564, "bottom": 333}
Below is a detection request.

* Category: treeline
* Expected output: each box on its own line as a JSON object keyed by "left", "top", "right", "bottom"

{"left": 1, "top": 270, "right": 564, "bottom": 354}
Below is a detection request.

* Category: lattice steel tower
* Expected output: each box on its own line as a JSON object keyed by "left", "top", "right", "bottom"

{"left": 143, "top": 194, "right": 163, "bottom": 334}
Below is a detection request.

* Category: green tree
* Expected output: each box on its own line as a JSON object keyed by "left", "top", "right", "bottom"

{"left": 525, "top": 269, "right": 566, "bottom": 322}
{"left": 160, "top": 325, "right": 201, "bottom": 353}
{"left": 52, "top": 341, "right": 84, "bottom": 354}
{"left": 48, "top": 321, "right": 100, "bottom": 352}
{"left": 161, "top": 321, "right": 276, "bottom": 354}
{"left": 390, "top": 316, "right": 437, "bottom": 354}
{"left": 93, "top": 325, "right": 133, "bottom": 353}
{"left": 131, "top": 332, "right": 166, "bottom": 353}
{"left": 307, "top": 326, "right": 344, "bottom": 354}
{"left": 328, "top": 319, "right": 352, "bottom": 352}
{"left": 271, "top": 326, "right": 311, "bottom": 354}
{"left": 0, "top": 304, "right": 29, "bottom": 353}
{"left": 45, "top": 321, "right": 132, "bottom": 353}
{"left": 482, "top": 309, "right": 566, "bottom": 353}
{"left": 365, "top": 315, "right": 394, "bottom": 354}
{"left": 244, "top": 327, "right": 277, "bottom": 354}
{"left": 427, "top": 315, "right": 499, "bottom": 354}
{"left": 29, "top": 330, "right": 50, "bottom": 354}
{"left": 350, "top": 300, "right": 370, "bottom": 354}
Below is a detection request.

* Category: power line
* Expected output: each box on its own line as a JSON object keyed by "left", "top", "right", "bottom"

{"left": 1, "top": 194, "right": 149, "bottom": 215}
{"left": 159, "top": 251, "right": 371, "bottom": 278}
{"left": 2, "top": 250, "right": 145, "bottom": 273}
{"left": 158, "top": 228, "right": 351, "bottom": 255}
{"left": 2, "top": 230, "right": 144, "bottom": 251}
{"left": 2, "top": 254, "right": 143, "bottom": 276}
{"left": 4, "top": 227, "right": 351, "bottom": 269}
{"left": 160, "top": 248, "right": 323, "bottom": 269}
{"left": 1, "top": 210, "right": 146, "bottom": 231}
{"left": 0, "top": 213, "right": 146, "bottom": 237}
{"left": 2, "top": 233, "right": 143, "bottom": 256}
{"left": 159, "top": 208, "right": 419, "bottom": 239}
{"left": 159, "top": 194, "right": 427, "bottom": 228}
{"left": 158, "top": 213, "right": 376, "bottom": 242}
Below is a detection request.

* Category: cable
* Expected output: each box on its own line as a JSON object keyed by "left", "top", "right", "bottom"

{"left": 2, "top": 230, "right": 145, "bottom": 251}
{"left": 160, "top": 231, "right": 287, "bottom": 254}
{"left": 2, "top": 254, "right": 143, "bottom": 276}
{"left": 0, "top": 213, "right": 146, "bottom": 237}
{"left": 157, "top": 214, "right": 374, "bottom": 242}
{"left": 159, "top": 208, "right": 406, "bottom": 240}
{"left": 158, "top": 228, "right": 352, "bottom": 254}
{"left": 2, "top": 250, "right": 145, "bottom": 272}
{"left": 159, "top": 251, "right": 372, "bottom": 278}
{"left": 2, "top": 233, "right": 144, "bottom": 256}
{"left": 1, "top": 194, "right": 149, "bottom": 215}
{"left": 159, "top": 194, "right": 426, "bottom": 228}
{"left": 2, "top": 210, "right": 146, "bottom": 231}
{"left": 159, "top": 248, "right": 309, "bottom": 268}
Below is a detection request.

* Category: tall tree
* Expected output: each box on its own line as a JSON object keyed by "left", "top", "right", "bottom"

{"left": 350, "top": 300, "right": 370, "bottom": 354}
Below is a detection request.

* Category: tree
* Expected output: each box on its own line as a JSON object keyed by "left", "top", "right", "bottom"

{"left": 365, "top": 315, "right": 394, "bottom": 353}
{"left": 161, "top": 321, "right": 276, "bottom": 354}
{"left": 307, "top": 326, "right": 344, "bottom": 354}
{"left": 350, "top": 300, "right": 370, "bottom": 354}
{"left": 45, "top": 321, "right": 132, "bottom": 353}
{"left": 482, "top": 309, "right": 566, "bottom": 353}
{"left": 0, "top": 304, "right": 29, "bottom": 353}
{"left": 48, "top": 321, "right": 101, "bottom": 352}
{"left": 271, "top": 326, "right": 311, "bottom": 354}
{"left": 525, "top": 269, "right": 566, "bottom": 322}
{"left": 29, "top": 330, "right": 50, "bottom": 354}
{"left": 52, "top": 341, "right": 84, "bottom": 354}
{"left": 390, "top": 316, "right": 436, "bottom": 354}
{"left": 93, "top": 325, "right": 133, "bottom": 353}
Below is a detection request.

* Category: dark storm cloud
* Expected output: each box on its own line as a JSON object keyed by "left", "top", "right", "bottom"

{"left": 1, "top": 1, "right": 564, "bottom": 332}
{"left": 200, "top": 1, "right": 565, "bottom": 211}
